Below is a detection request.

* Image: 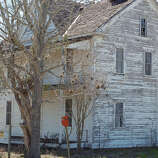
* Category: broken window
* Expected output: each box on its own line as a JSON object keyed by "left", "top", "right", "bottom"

{"left": 116, "top": 48, "right": 124, "bottom": 74}
{"left": 6, "top": 101, "right": 11, "bottom": 125}
{"left": 65, "top": 99, "right": 72, "bottom": 127}
{"left": 115, "top": 103, "right": 123, "bottom": 128}
{"left": 140, "top": 18, "right": 147, "bottom": 37}
{"left": 145, "top": 52, "right": 152, "bottom": 75}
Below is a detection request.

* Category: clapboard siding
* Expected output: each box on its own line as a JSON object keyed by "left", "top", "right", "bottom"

{"left": 92, "top": 0, "right": 158, "bottom": 148}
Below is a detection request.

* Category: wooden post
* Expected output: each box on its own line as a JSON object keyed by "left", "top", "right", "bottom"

{"left": 65, "top": 127, "right": 70, "bottom": 158}
{"left": 6, "top": 101, "right": 12, "bottom": 158}
{"left": 61, "top": 116, "right": 70, "bottom": 158}
{"left": 8, "top": 124, "right": 11, "bottom": 158}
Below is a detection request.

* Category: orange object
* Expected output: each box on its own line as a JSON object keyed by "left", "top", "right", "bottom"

{"left": 62, "top": 116, "right": 69, "bottom": 127}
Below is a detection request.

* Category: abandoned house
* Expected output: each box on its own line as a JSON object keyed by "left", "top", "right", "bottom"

{"left": 0, "top": 0, "right": 158, "bottom": 149}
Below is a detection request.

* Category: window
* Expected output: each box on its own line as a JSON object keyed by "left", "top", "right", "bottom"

{"left": 145, "top": 52, "right": 152, "bottom": 75}
{"left": 66, "top": 49, "right": 73, "bottom": 75}
{"left": 140, "top": 18, "right": 147, "bottom": 37}
{"left": 65, "top": 99, "right": 72, "bottom": 127}
{"left": 116, "top": 48, "right": 124, "bottom": 74}
{"left": 115, "top": 103, "right": 123, "bottom": 128}
{"left": 6, "top": 101, "right": 11, "bottom": 125}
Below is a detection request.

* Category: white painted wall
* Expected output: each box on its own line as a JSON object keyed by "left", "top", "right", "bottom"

{"left": 92, "top": 0, "right": 158, "bottom": 148}
{"left": 0, "top": 92, "right": 92, "bottom": 145}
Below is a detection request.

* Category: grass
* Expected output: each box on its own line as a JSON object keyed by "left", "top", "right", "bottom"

{"left": 0, "top": 146, "right": 158, "bottom": 158}
{"left": 136, "top": 148, "right": 158, "bottom": 158}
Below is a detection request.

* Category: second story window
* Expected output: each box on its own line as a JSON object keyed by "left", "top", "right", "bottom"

{"left": 6, "top": 101, "right": 12, "bottom": 125}
{"left": 115, "top": 103, "right": 124, "bottom": 128}
{"left": 140, "top": 18, "right": 147, "bottom": 37}
{"left": 116, "top": 48, "right": 124, "bottom": 74}
{"left": 66, "top": 49, "right": 73, "bottom": 75}
{"left": 65, "top": 99, "right": 72, "bottom": 127}
{"left": 145, "top": 52, "right": 152, "bottom": 75}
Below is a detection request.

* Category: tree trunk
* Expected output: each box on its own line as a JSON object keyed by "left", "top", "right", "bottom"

{"left": 77, "top": 131, "right": 81, "bottom": 152}
{"left": 29, "top": 74, "right": 42, "bottom": 158}
{"left": 77, "top": 119, "right": 85, "bottom": 152}
{"left": 77, "top": 136, "right": 81, "bottom": 152}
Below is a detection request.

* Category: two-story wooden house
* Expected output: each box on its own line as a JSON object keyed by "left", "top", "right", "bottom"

{"left": 64, "top": 0, "right": 158, "bottom": 148}
{"left": 0, "top": 0, "right": 158, "bottom": 149}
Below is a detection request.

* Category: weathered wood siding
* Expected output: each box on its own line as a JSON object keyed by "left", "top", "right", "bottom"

{"left": 0, "top": 39, "right": 93, "bottom": 146}
{"left": 92, "top": 0, "right": 158, "bottom": 148}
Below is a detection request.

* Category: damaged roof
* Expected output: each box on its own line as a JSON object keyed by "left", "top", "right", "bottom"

{"left": 51, "top": 0, "right": 82, "bottom": 35}
{"left": 65, "top": 0, "right": 134, "bottom": 37}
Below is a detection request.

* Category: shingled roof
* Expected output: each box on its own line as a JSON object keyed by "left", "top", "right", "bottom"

{"left": 51, "top": 0, "right": 82, "bottom": 35}
{"left": 65, "top": 0, "right": 134, "bottom": 37}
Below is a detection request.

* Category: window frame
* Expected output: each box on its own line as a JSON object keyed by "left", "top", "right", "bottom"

{"left": 144, "top": 52, "right": 152, "bottom": 76}
{"left": 140, "top": 18, "right": 147, "bottom": 37}
{"left": 66, "top": 49, "right": 73, "bottom": 75}
{"left": 115, "top": 48, "right": 125, "bottom": 74}
{"left": 114, "top": 102, "right": 124, "bottom": 128}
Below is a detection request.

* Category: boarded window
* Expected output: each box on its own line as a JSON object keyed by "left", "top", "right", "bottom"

{"left": 66, "top": 49, "right": 73, "bottom": 74}
{"left": 65, "top": 99, "right": 72, "bottom": 127}
{"left": 116, "top": 48, "right": 124, "bottom": 74}
{"left": 115, "top": 103, "right": 123, "bottom": 128}
{"left": 140, "top": 18, "right": 147, "bottom": 37}
{"left": 6, "top": 101, "right": 11, "bottom": 125}
{"left": 145, "top": 52, "right": 152, "bottom": 75}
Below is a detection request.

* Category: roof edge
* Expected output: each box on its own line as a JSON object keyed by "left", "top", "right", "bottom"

{"left": 65, "top": 32, "right": 104, "bottom": 40}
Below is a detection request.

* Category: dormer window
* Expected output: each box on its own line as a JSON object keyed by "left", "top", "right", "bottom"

{"left": 140, "top": 18, "right": 147, "bottom": 37}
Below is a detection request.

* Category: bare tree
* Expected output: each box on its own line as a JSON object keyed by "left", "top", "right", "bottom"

{"left": 0, "top": 0, "right": 83, "bottom": 157}
{"left": 60, "top": 47, "right": 107, "bottom": 151}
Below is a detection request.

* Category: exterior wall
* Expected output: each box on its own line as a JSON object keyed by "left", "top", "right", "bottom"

{"left": 92, "top": 0, "right": 158, "bottom": 148}
{"left": 0, "top": 92, "right": 22, "bottom": 144}
{"left": 41, "top": 90, "right": 92, "bottom": 144}
{"left": 1, "top": 0, "right": 158, "bottom": 149}
{"left": 0, "top": 90, "right": 92, "bottom": 145}
{"left": 0, "top": 39, "right": 93, "bottom": 146}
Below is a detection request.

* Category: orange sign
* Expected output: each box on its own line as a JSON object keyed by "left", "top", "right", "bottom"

{"left": 61, "top": 116, "right": 69, "bottom": 127}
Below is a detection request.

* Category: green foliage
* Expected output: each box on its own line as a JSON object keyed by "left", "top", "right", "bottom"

{"left": 137, "top": 153, "right": 148, "bottom": 158}
{"left": 149, "top": 148, "right": 158, "bottom": 158}
{"left": 137, "top": 148, "right": 158, "bottom": 158}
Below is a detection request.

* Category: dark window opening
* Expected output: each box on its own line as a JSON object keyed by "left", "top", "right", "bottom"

{"left": 141, "top": 18, "right": 147, "bottom": 37}
{"left": 111, "top": 0, "right": 128, "bottom": 5}
{"left": 6, "top": 101, "right": 11, "bottom": 125}
{"left": 145, "top": 52, "right": 152, "bottom": 75}
{"left": 115, "top": 103, "right": 123, "bottom": 128}
{"left": 116, "top": 48, "right": 124, "bottom": 74}
{"left": 65, "top": 99, "right": 72, "bottom": 127}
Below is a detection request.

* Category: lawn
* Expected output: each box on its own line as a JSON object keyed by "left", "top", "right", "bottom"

{"left": 0, "top": 146, "right": 158, "bottom": 158}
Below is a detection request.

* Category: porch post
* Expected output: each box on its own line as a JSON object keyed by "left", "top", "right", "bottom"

{"left": 59, "top": 91, "right": 64, "bottom": 144}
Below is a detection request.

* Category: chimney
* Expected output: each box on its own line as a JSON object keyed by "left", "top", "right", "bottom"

{"left": 110, "top": 0, "right": 128, "bottom": 5}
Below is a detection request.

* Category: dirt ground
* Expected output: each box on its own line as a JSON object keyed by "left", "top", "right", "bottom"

{"left": 0, "top": 145, "right": 158, "bottom": 158}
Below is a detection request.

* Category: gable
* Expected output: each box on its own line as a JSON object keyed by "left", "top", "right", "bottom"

{"left": 65, "top": 0, "right": 135, "bottom": 37}
{"left": 65, "top": 0, "right": 158, "bottom": 37}
{"left": 98, "top": 0, "right": 158, "bottom": 33}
